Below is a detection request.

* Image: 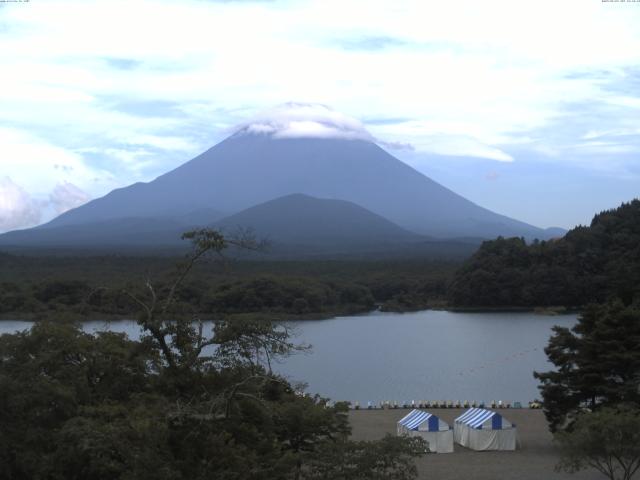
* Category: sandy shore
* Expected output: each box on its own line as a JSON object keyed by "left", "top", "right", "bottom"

{"left": 349, "top": 408, "right": 607, "bottom": 480}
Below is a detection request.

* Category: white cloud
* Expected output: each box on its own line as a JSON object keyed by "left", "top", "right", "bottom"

{"left": 0, "top": 177, "right": 92, "bottom": 233}
{"left": 421, "top": 136, "right": 514, "bottom": 163}
{"left": 233, "top": 103, "right": 374, "bottom": 141}
{"left": 234, "top": 103, "right": 508, "bottom": 162}
{"left": 0, "top": 177, "right": 43, "bottom": 232}
{"left": 1, "top": 0, "right": 638, "bottom": 165}
{"left": 49, "top": 182, "right": 91, "bottom": 215}
{"left": 0, "top": 127, "right": 115, "bottom": 195}
{"left": 0, "top": 128, "right": 116, "bottom": 227}
{"left": 369, "top": 120, "right": 514, "bottom": 162}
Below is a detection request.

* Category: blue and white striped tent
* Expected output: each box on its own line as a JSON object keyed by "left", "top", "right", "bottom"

{"left": 454, "top": 408, "right": 517, "bottom": 451}
{"left": 397, "top": 410, "right": 453, "bottom": 453}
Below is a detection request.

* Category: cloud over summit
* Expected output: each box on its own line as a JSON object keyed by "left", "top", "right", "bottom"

{"left": 233, "top": 103, "right": 375, "bottom": 142}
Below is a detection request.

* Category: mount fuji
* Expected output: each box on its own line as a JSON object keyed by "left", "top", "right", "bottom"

{"left": 0, "top": 104, "right": 561, "bottom": 254}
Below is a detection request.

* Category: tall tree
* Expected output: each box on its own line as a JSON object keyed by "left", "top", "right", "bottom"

{"left": 534, "top": 300, "right": 640, "bottom": 431}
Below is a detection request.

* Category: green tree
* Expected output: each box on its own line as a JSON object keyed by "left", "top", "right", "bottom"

{"left": 555, "top": 405, "right": 640, "bottom": 480}
{"left": 0, "top": 322, "right": 157, "bottom": 480}
{"left": 534, "top": 300, "right": 640, "bottom": 431}
{"left": 305, "top": 435, "right": 426, "bottom": 480}
{"left": 448, "top": 199, "right": 640, "bottom": 308}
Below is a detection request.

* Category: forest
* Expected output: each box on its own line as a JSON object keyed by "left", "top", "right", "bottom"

{"left": 0, "top": 254, "right": 454, "bottom": 320}
{"left": 448, "top": 200, "right": 640, "bottom": 308}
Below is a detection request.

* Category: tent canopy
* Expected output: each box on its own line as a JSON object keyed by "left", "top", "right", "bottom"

{"left": 398, "top": 409, "right": 449, "bottom": 432}
{"left": 455, "top": 408, "right": 513, "bottom": 430}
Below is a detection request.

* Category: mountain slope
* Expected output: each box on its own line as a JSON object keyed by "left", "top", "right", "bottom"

{"left": 37, "top": 134, "right": 552, "bottom": 240}
{"left": 214, "top": 193, "right": 423, "bottom": 247}
{"left": 0, "top": 209, "right": 225, "bottom": 249}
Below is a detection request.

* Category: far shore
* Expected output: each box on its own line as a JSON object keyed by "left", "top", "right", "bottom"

{"left": 0, "top": 305, "right": 580, "bottom": 323}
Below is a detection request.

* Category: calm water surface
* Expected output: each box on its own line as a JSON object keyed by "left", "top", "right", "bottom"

{"left": 0, "top": 310, "right": 575, "bottom": 405}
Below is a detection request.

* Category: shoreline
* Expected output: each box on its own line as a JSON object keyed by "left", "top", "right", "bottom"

{"left": 0, "top": 305, "right": 580, "bottom": 322}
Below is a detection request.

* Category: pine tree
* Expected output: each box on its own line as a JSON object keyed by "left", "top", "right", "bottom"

{"left": 534, "top": 300, "right": 640, "bottom": 431}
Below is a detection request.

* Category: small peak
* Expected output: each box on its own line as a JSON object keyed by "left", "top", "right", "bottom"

{"left": 231, "top": 102, "right": 374, "bottom": 142}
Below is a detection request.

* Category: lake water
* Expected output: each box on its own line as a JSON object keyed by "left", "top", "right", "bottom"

{"left": 0, "top": 310, "right": 576, "bottom": 405}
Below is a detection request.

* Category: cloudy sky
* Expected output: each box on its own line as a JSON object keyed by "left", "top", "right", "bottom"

{"left": 1, "top": 0, "right": 639, "bottom": 232}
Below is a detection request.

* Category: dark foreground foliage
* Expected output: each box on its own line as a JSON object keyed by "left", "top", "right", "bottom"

{"left": 0, "top": 230, "right": 426, "bottom": 480}
{"left": 555, "top": 405, "right": 640, "bottom": 480}
{"left": 0, "top": 321, "right": 424, "bottom": 480}
{"left": 449, "top": 199, "right": 640, "bottom": 308}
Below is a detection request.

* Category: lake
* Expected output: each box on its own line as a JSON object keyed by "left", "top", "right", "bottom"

{"left": 0, "top": 310, "right": 575, "bottom": 405}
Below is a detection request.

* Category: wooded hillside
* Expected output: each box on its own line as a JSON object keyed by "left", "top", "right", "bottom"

{"left": 449, "top": 200, "right": 640, "bottom": 307}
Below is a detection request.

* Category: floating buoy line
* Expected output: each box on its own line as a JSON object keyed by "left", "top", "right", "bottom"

{"left": 455, "top": 347, "right": 540, "bottom": 377}
{"left": 294, "top": 345, "right": 545, "bottom": 411}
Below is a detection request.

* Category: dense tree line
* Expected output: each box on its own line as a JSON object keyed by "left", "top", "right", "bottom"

{"left": 0, "top": 230, "right": 425, "bottom": 479}
{"left": 0, "top": 256, "right": 455, "bottom": 319}
{"left": 449, "top": 200, "right": 640, "bottom": 307}
{"left": 0, "top": 276, "right": 375, "bottom": 320}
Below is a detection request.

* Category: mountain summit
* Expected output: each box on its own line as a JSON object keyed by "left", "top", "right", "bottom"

{"left": 0, "top": 104, "right": 558, "bottom": 250}
{"left": 231, "top": 102, "right": 374, "bottom": 142}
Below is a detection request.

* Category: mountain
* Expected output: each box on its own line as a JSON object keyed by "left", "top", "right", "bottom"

{"left": 0, "top": 193, "right": 483, "bottom": 259}
{"left": 0, "top": 103, "right": 562, "bottom": 252}
{"left": 31, "top": 136, "right": 552, "bottom": 237}
{"left": 211, "top": 193, "right": 480, "bottom": 259}
{"left": 543, "top": 227, "right": 568, "bottom": 239}
{"left": 0, "top": 209, "right": 224, "bottom": 249}
{"left": 0, "top": 217, "right": 184, "bottom": 248}
{"left": 215, "top": 193, "right": 422, "bottom": 246}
